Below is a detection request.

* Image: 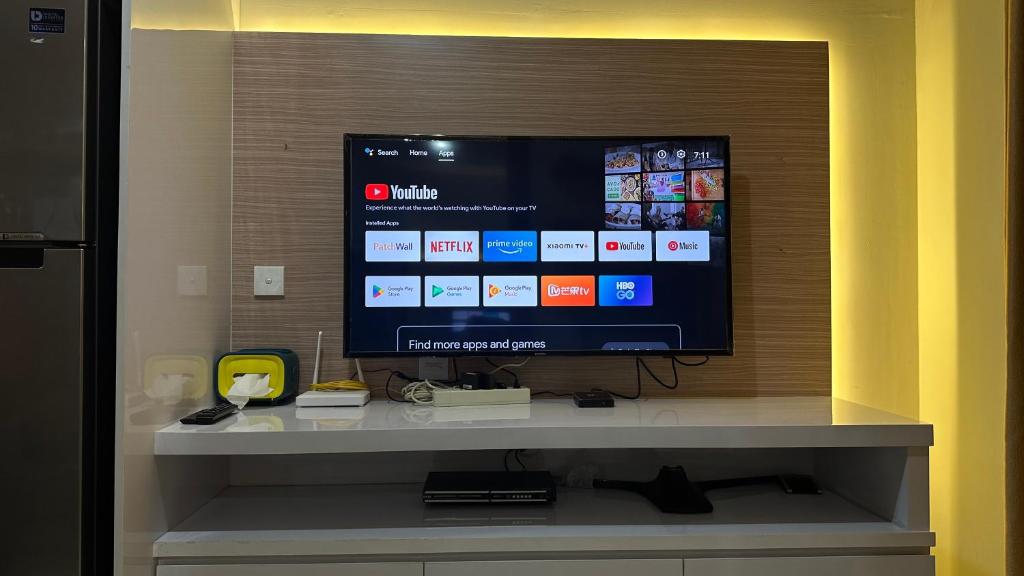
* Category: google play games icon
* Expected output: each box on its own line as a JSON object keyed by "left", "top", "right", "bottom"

{"left": 432, "top": 285, "right": 444, "bottom": 298}
{"left": 372, "top": 285, "right": 384, "bottom": 298}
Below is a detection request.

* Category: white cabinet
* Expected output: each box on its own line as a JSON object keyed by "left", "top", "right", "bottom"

{"left": 159, "top": 557, "right": 936, "bottom": 576}
{"left": 684, "top": 556, "right": 935, "bottom": 576}
{"left": 425, "top": 559, "right": 682, "bottom": 576}
{"left": 150, "top": 398, "right": 935, "bottom": 576}
{"left": 158, "top": 563, "right": 422, "bottom": 576}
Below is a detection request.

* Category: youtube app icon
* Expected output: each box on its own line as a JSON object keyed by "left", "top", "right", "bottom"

{"left": 364, "top": 183, "right": 389, "bottom": 201}
{"left": 598, "top": 231, "right": 652, "bottom": 262}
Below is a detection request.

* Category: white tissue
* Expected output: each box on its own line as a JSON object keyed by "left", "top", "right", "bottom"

{"left": 151, "top": 373, "right": 191, "bottom": 402}
{"left": 226, "top": 373, "right": 272, "bottom": 409}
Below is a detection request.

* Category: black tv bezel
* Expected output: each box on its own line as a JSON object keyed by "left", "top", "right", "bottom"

{"left": 342, "top": 133, "right": 734, "bottom": 358}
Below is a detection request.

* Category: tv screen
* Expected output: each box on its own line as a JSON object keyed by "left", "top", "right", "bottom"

{"left": 343, "top": 135, "right": 732, "bottom": 357}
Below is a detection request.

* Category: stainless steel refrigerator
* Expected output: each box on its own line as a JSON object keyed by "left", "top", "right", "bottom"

{"left": 0, "top": 0, "right": 119, "bottom": 574}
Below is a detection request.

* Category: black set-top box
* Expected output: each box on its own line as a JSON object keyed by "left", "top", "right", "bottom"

{"left": 573, "top": 390, "right": 615, "bottom": 408}
{"left": 423, "top": 471, "right": 557, "bottom": 504}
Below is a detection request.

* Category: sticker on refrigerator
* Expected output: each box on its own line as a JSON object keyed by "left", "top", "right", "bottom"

{"left": 29, "top": 8, "right": 65, "bottom": 34}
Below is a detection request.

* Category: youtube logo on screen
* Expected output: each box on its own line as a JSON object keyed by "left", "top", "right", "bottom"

{"left": 598, "top": 231, "right": 652, "bottom": 261}
{"left": 365, "top": 183, "right": 389, "bottom": 201}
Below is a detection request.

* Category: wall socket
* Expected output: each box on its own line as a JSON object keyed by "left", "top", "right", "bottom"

{"left": 418, "top": 357, "right": 450, "bottom": 381}
{"left": 254, "top": 265, "right": 285, "bottom": 296}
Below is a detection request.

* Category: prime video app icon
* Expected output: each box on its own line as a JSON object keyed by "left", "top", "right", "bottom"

{"left": 483, "top": 231, "right": 538, "bottom": 262}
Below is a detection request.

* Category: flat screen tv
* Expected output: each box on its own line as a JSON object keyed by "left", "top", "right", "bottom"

{"left": 343, "top": 134, "right": 732, "bottom": 357}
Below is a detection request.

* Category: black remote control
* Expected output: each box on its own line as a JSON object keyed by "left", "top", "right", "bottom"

{"left": 179, "top": 404, "right": 237, "bottom": 425}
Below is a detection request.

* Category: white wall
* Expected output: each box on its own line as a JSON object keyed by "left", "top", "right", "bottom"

{"left": 115, "top": 27, "right": 234, "bottom": 576}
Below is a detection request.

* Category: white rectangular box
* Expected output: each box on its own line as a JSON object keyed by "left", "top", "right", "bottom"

{"left": 598, "top": 231, "right": 653, "bottom": 261}
{"left": 540, "top": 231, "right": 595, "bottom": 261}
{"left": 432, "top": 387, "right": 532, "bottom": 407}
{"left": 424, "top": 275, "right": 480, "bottom": 307}
{"left": 424, "top": 231, "right": 479, "bottom": 261}
{"left": 295, "top": 390, "right": 369, "bottom": 407}
{"left": 482, "top": 275, "right": 537, "bottom": 307}
{"left": 365, "top": 231, "right": 420, "bottom": 262}
{"left": 655, "top": 230, "right": 710, "bottom": 261}
{"left": 364, "top": 276, "right": 421, "bottom": 307}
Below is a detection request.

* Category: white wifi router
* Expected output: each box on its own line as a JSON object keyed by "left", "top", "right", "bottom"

{"left": 296, "top": 390, "right": 370, "bottom": 407}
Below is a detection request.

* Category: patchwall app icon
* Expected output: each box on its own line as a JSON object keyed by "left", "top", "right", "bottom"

{"left": 365, "top": 231, "right": 420, "bottom": 262}
{"left": 598, "top": 275, "right": 653, "bottom": 306}
{"left": 483, "top": 231, "right": 537, "bottom": 262}
{"left": 364, "top": 183, "right": 389, "bottom": 201}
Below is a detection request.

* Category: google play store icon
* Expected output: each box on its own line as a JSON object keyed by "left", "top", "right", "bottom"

{"left": 364, "top": 276, "right": 419, "bottom": 308}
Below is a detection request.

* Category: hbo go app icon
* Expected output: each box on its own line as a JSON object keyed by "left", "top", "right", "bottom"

{"left": 598, "top": 275, "right": 653, "bottom": 307}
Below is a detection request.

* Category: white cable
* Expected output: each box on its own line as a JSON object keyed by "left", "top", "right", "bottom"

{"left": 391, "top": 358, "right": 531, "bottom": 405}
{"left": 488, "top": 358, "right": 531, "bottom": 374}
{"left": 401, "top": 379, "right": 452, "bottom": 405}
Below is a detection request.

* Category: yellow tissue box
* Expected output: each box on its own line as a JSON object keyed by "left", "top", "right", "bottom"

{"left": 215, "top": 349, "right": 298, "bottom": 405}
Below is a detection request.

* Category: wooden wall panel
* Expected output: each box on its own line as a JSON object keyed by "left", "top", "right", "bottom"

{"left": 231, "top": 33, "right": 829, "bottom": 397}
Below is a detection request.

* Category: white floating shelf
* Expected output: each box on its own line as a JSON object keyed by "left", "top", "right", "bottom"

{"left": 154, "top": 397, "right": 932, "bottom": 455}
{"left": 154, "top": 483, "right": 935, "bottom": 560}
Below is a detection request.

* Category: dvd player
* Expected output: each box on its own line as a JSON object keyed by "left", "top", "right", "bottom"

{"left": 423, "top": 471, "right": 557, "bottom": 504}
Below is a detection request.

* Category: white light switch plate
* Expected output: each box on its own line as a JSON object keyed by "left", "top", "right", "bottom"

{"left": 176, "top": 265, "right": 207, "bottom": 296}
{"left": 254, "top": 265, "right": 285, "bottom": 296}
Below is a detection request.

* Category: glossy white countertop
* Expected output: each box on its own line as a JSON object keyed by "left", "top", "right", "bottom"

{"left": 153, "top": 397, "right": 932, "bottom": 455}
{"left": 154, "top": 483, "right": 934, "bottom": 559}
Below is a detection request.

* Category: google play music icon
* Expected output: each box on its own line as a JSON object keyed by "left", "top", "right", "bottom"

{"left": 482, "top": 276, "right": 537, "bottom": 307}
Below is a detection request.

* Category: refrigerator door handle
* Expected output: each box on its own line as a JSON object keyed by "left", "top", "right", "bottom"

{"left": 0, "top": 247, "right": 45, "bottom": 269}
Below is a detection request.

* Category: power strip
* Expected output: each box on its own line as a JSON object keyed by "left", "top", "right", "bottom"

{"left": 432, "top": 387, "right": 531, "bottom": 407}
